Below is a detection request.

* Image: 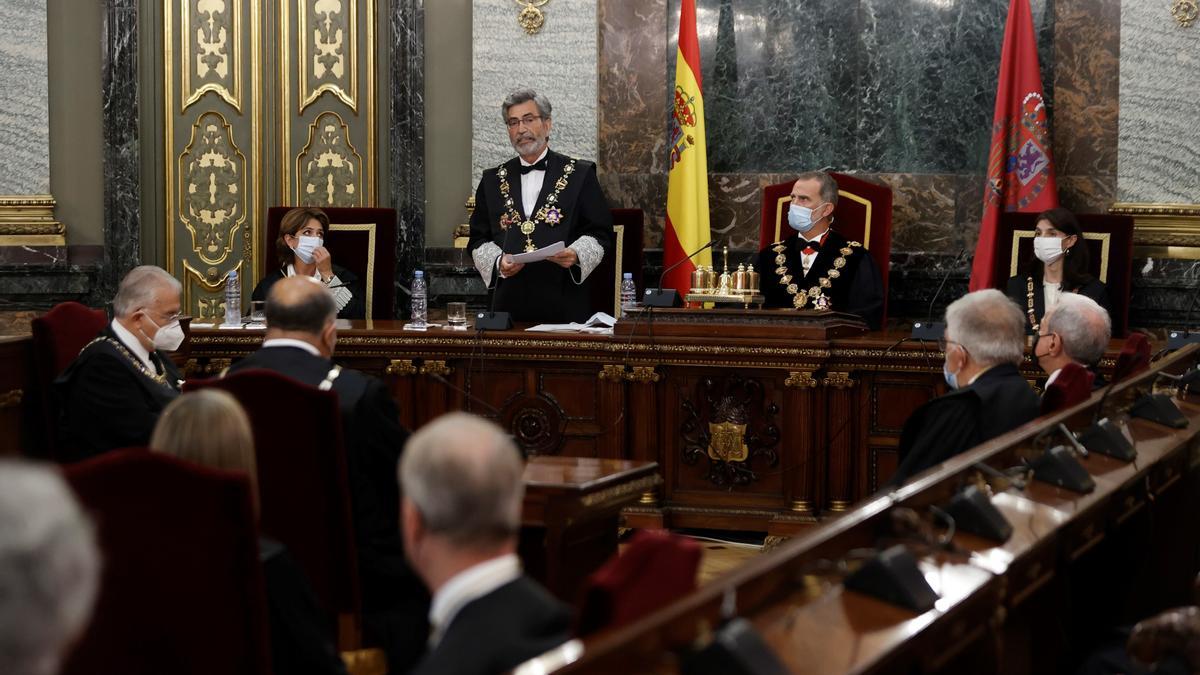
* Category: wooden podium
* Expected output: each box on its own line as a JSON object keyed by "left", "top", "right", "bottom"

{"left": 615, "top": 307, "right": 868, "bottom": 341}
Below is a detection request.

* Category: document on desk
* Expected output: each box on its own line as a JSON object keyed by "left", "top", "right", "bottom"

{"left": 527, "top": 312, "right": 616, "bottom": 335}
{"left": 509, "top": 241, "right": 565, "bottom": 264}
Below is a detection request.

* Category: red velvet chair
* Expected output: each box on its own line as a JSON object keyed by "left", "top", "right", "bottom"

{"left": 574, "top": 530, "right": 702, "bottom": 637}
{"left": 1115, "top": 333, "right": 1152, "bottom": 382}
{"left": 589, "top": 208, "right": 646, "bottom": 318}
{"left": 184, "top": 369, "right": 363, "bottom": 645}
{"left": 30, "top": 302, "right": 108, "bottom": 458}
{"left": 760, "top": 173, "right": 893, "bottom": 324}
{"left": 989, "top": 212, "right": 1134, "bottom": 337}
{"left": 265, "top": 206, "right": 397, "bottom": 319}
{"left": 61, "top": 450, "right": 270, "bottom": 675}
{"left": 1041, "top": 362, "right": 1096, "bottom": 415}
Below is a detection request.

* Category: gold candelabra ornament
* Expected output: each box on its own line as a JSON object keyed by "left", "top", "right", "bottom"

{"left": 515, "top": 0, "right": 550, "bottom": 35}
{"left": 1173, "top": 0, "right": 1199, "bottom": 27}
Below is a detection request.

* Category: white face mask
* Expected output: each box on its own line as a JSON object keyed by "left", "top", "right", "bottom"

{"left": 143, "top": 314, "right": 185, "bottom": 352}
{"left": 1033, "top": 236, "right": 1065, "bottom": 264}
{"left": 293, "top": 235, "right": 322, "bottom": 264}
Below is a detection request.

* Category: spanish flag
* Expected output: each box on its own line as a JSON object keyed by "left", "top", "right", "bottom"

{"left": 663, "top": 0, "right": 711, "bottom": 299}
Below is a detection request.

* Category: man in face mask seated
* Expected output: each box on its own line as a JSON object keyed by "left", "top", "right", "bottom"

{"left": 889, "top": 289, "right": 1040, "bottom": 485}
{"left": 56, "top": 265, "right": 185, "bottom": 461}
{"left": 754, "top": 171, "right": 885, "bottom": 329}
{"left": 1033, "top": 293, "right": 1112, "bottom": 390}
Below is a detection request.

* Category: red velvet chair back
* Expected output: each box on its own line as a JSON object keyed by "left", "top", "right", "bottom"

{"left": 760, "top": 173, "right": 893, "bottom": 324}
{"left": 575, "top": 530, "right": 702, "bottom": 637}
{"left": 1041, "top": 362, "right": 1095, "bottom": 415}
{"left": 61, "top": 450, "right": 270, "bottom": 675}
{"left": 589, "top": 209, "right": 646, "bottom": 318}
{"left": 30, "top": 302, "right": 108, "bottom": 458}
{"left": 185, "top": 370, "right": 361, "bottom": 620}
{"left": 265, "top": 207, "right": 397, "bottom": 319}
{"left": 989, "top": 212, "right": 1134, "bottom": 337}
{"left": 1115, "top": 333, "right": 1152, "bottom": 382}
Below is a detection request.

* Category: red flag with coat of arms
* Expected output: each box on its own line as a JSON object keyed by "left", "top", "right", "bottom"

{"left": 969, "top": 0, "right": 1059, "bottom": 291}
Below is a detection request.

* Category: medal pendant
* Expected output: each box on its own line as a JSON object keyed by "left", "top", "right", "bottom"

{"left": 520, "top": 220, "right": 536, "bottom": 236}
{"left": 524, "top": 237, "right": 537, "bottom": 253}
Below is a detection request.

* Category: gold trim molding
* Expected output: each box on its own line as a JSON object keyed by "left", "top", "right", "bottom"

{"left": 0, "top": 196, "right": 65, "bottom": 246}
{"left": 1110, "top": 202, "right": 1200, "bottom": 255}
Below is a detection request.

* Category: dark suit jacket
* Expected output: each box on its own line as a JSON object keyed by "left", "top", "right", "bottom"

{"left": 226, "top": 347, "right": 424, "bottom": 615}
{"left": 891, "top": 363, "right": 1040, "bottom": 485}
{"left": 468, "top": 149, "right": 613, "bottom": 324}
{"left": 252, "top": 263, "right": 365, "bottom": 320}
{"left": 54, "top": 324, "right": 182, "bottom": 461}
{"left": 1005, "top": 274, "right": 1110, "bottom": 332}
{"left": 260, "top": 537, "right": 347, "bottom": 675}
{"left": 411, "top": 576, "right": 571, "bottom": 675}
{"left": 754, "top": 230, "right": 885, "bottom": 329}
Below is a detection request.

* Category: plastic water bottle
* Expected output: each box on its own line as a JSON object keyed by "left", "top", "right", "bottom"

{"left": 620, "top": 272, "right": 637, "bottom": 313}
{"left": 224, "top": 269, "right": 241, "bottom": 326}
{"left": 411, "top": 270, "right": 428, "bottom": 328}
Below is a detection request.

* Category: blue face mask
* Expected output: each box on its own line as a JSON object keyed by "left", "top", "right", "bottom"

{"left": 787, "top": 203, "right": 825, "bottom": 234}
{"left": 943, "top": 362, "right": 959, "bottom": 389}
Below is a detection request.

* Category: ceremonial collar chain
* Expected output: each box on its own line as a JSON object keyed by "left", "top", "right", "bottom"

{"left": 772, "top": 239, "right": 861, "bottom": 310}
{"left": 497, "top": 158, "right": 577, "bottom": 252}
{"left": 1025, "top": 276, "right": 1039, "bottom": 331}
{"left": 83, "top": 336, "right": 179, "bottom": 389}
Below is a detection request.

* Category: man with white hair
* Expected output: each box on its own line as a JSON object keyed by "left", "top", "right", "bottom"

{"left": 891, "top": 289, "right": 1040, "bottom": 484}
{"left": 56, "top": 265, "right": 185, "bottom": 460}
{"left": 1033, "top": 293, "right": 1112, "bottom": 389}
{"left": 0, "top": 460, "right": 100, "bottom": 675}
{"left": 400, "top": 412, "right": 569, "bottom": 675}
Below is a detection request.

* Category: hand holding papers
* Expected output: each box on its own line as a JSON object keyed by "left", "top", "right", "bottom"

{"left": 508, "top": 241, "right": 565, "bottom": 264}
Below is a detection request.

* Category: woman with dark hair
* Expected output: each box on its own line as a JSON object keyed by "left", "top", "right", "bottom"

{"left": 1005, "top": 207, "right": 1111, "bottom": 332}
{"left": 251, "top": 207, "right": 365, "bottom": 319}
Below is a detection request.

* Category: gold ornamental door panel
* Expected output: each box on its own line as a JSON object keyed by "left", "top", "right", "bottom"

{"left": 162, "top": 0, "right": 378, "bottom": 319}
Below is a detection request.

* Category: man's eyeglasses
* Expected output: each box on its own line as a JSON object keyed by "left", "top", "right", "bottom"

{"left": 505, "top": 114, "right": 544, "bottom": 129}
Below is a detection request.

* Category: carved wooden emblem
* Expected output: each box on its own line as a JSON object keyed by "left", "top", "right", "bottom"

{"left": 707, "top": 420, "right": 749, "bottom": 463}
{"left": 682, "top": 376, "right": 780, "bottom": 487}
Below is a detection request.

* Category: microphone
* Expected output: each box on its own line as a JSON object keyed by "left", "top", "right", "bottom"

{"left": 1167, "top": 280, "right": 1200, "bottom": 349}
{"left": 476, "top": 222, "right": 516, "bottom": 331}
{"left": 911, "top": 248, "right": 966, "bottom": 341}
{"left": 643, "top": 239, "right": 717, "bottom": 308}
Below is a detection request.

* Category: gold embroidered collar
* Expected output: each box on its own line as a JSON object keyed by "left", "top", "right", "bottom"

{"left": 771, "top": 238, "right": 862, "bottom": 310}
{"left": 83, "top": 336, "right": 180, "bottom": 390}
{"left": 1025, "top": 276, "right": 1039, "bottom": 331}
{"left": 497, "top": 158, "right": 577, "bottom": 252}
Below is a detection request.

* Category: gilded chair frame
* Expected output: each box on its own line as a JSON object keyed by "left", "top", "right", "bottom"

{"left": 1008, "top": 231, "right": 1111, "bottom": 284}
{"left": 329, "top": 222, "right": 377, "bottom": 318}
{"left": 772, "top": 191, "right": 875, "bottom": 249}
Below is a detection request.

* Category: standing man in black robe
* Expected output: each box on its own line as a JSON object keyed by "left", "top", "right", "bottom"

{"left": 890, "top": 289, "right": 1041, "bottom": 485}
{"left": 755, "top": 171, "right": 884, "bottom": 329}
{"left": 468, "top": 89, "right": 613, "bottom": 323}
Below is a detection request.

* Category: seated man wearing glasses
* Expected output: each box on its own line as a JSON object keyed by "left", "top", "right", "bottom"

{"left": 890, "top": 289, "right": 1040, "bottom": 485}
{"left": 468, "top": 89, "right": 613, "bottom": 324}
{"left": 56, "top": 265, "right": 186, "bottom": 460}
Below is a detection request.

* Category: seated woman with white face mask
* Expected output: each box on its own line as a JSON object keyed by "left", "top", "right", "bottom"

{"left": 1004, "top": 207, "right": 1110, "bottom": 334}
{"left": 251, "top": 207, "right": 365, "bottom": 320}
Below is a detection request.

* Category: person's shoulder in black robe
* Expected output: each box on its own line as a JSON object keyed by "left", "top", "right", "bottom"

{"left": 754, "top": 229, "right": 884, "bottom": 329}
{"left": 54, "top": 324, "right": 182, "bottom": 461}
{"left": 965, "top": 362, "right": 1041, "bottom": 442}
{"left": 259, "top": 537, "right": 348, "bottom": 675}
{"left": 410, "top": 576, "right": 571, "bottom": 675}
{"left": 252, "top": 264, "right": 365, "bottom": 320}
{"left": 890, "top": 387, "right": 983, "bottom": 486}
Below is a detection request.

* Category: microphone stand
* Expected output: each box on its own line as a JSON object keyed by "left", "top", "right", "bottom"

{"left": 911, "top": 248, "right": 966, "bottom": 341}
{"left": 476, "top": 222, "right": 516, "bottom": 331}
{"left": 1167, "top": 279, "right": 1200, "bottom": 349}
{"left": 643, "top": 240, "right": 717, "bottom": 308}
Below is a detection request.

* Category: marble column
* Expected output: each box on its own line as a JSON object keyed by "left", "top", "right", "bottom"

{"left": 471, "top": 0, "right": 599, "bottom": 180}
{"left": 390, "top": 0, "right": 425, "bottom": 316}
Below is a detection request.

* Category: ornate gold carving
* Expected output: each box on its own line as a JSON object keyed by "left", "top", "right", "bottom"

{"left": 299, "top": 0, "right": 358, "bottom": 112}
{"left": 385, "top": 359, "right": 417, "bottom": 376}
{"left": 0, "top": 196, "right": 65, "bottom": 246}
{"left": 0, "top": 389, "right": 23, "bottom": 409}
{"left": 1173, "top": 0, "right": 1199, "bottom": 27}
{"left": 785, "top": 370, "right": 818, "bottom": 388}
{"left": 638, "top": 489, "right": 659, "bottom": 506}
{"left": 206, "top": 358, "right": 233, "bottom": 374}
{"left": 183, "top": 259, "right": 244, "bottom": 321}
{"left": 828, "top": 500, "right": 851, "bottom": 512}
{"left": 183, "top": 0, "right": 242, "bottom": 111}
{"left": 515, "top": 0, "right": 550, "bottom": 34}
{"left": 579, "top": 475, "right": 660, "bottom": 509}
{"left": 1110, "top": 202, "right": 1200, "bottom": 253}
{"left": 419, "top": 360, "right": 453, "bottom": 377}
{"left": 707, "top": 421, "right": 749, "bottom": 462}
{"left": 822, "top": 371, "right": 855, "bottom": 389}
{"left": 178, "top": 112, "right": 247, "bottom": 266}
{"left": 297, "top": 111, "right": 363, "bottom": 206}
{"left": 789, "top": 499, "right": 811, "bottom": 513}
{"left": 762, "top": 535, "right": 788, "bottom": 552}
{"left": 598, "top": 364, "right": 626, "bottom": 381}
{"left": 625, "top": 366, "right": 661, "bottom": 384}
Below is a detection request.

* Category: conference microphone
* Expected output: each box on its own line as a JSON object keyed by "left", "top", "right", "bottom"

{"left": 643, "top": 239, "right": 718, "bottom": 308}
{"left": 911, "top": 248, "right": 967, "bottom": 341}
{"left": 1167, "top": 280, "right": 1200, "bottom": 349}
{"left": 476, "top": 224, "right": 516, "bottom": 331}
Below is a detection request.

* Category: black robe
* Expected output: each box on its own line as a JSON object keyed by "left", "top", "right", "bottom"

{"left": 251, "top": 262, "right": 365, "bottom": 320}
{"left": 410, "top": 576, "right": 571, "bottom": 675}
{"left": 1004, "top": 274, "right": 1110, "bottom": 332}
{"left": 753, "top": 230, "right": 885, "bottom": 330}
{"left": 54, "top": 324, "right": 183, "bottom": 461}
{"left": 259, "top": 537, "right": 347, "bottom": 675}
{"left": 891, "top": 362, "right": 1040, "bottom": 485}
{"left": 468, "top": 149, "right": 613, "bottom": 324}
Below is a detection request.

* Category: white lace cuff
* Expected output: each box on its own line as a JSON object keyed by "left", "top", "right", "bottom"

{"left": 327, "top": 275, "right": 352, "bottom": 312}
{"left": 472, "top": 242, "right": 503, "bottom": 288}
{"left": 568, "top": 235, "right": 605, "bottom": 285}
